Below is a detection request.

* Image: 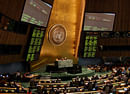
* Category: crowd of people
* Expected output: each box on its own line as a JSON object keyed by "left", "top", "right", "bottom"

{"left": 0, "top": 72, "right": 28, "bottom": 93}
{"left": 0, "top": 63, "right": 129, "bottom": 94}
{"left": 28, "top": 63, "right": 130, "bottom": 94}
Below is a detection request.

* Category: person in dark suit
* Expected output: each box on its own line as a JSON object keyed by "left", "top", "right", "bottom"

{"left": 93, "top": 80, "right": 98, "bottom": 90}
{"left": 103, "top": 85, "right": 110, "bottom": 93}
{"left": 80, "top": 77, "right": 84, "bottom": 86}
{"left": 50, "top": 87, "right": 55, "bottom": 94}
{"left": 88, "top": 82, "right": 93, "bottom": 91}
{"left": 122, "top": 75, "right": 128, "bottom": 83}
{"left": 16, "top": 71, "right": 21, "bottom": 82}
{"left": 55, "top": 87, "right": 60, "bottom": 94}
{"left": 42, "top": 86, "right": 47, "bottom": 94}
{"left": 85, "top": 76, "right": 90, "bottom": 81}
{"left": 37, "top": 86, "right": 43, "bottom": 94}
{"left": 75, "top": 86, "right": 80, "bottom": 92}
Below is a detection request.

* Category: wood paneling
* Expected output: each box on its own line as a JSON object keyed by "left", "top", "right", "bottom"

{"left": 43, "top": 0, "right": 54, "bottom": 5}
{"left": 0, "top": 30, "right": 26, "bottom": 45}
{"left": 0, "top": 25, "right": 31, "bottom": 64}
{"left": 0, "top": 0, "right": 54, "bottom": 21}
{"left": 86, "top": 0, "right": 130, "bottom": 31}
{"left": 0, "top": 55, "right": 24, "bottom": 64}
{"left": 85, "top": 0, "right": 130, "bottom": 57}
{"left": 0, "top": 0, "right": 25, "bottom": 21}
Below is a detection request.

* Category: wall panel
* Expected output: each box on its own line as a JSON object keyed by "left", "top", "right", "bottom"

{"left": 85, "top": 0, "right": 130, "bottom": 57}
{"left": 0, "top": 0, "right": 25, "bottom": 21}
{"left": 0, "top": 25, "right": 30, "bottom": 64}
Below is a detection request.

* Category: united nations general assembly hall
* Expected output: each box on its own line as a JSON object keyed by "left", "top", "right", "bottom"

{"left": 0, "top": 0, "right": 129, "bottom": 94}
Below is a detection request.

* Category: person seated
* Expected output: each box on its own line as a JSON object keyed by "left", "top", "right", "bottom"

{"left": 80, "top": 77, "right": 84, "bottom": 86}
{"left": 10, "top": 81, "right": 18, "bottom": 88}
{"left": 70, "top": 81, "right": 75, "bottom": 87}
{"left": 128, "top": 67, "right": 130, "bottom": 74}
{"left": 84, "top": 76, "right": 90, "bottom": 81}
{"left": 64, "top": 57, "right": 67, "bottom": 60}
{"left": 91, "top": 76, "right": 95, "bottom": 80}
{"left": 55, "top": 87, "right": 60, "bottom": 94}
{"left": 37, "top": 86, "right": 43, "bottom": 94}
{"left": 122, "top": 74, "right": 128, "bottom": 83}
{"left": 56, "top": 78, "right": 61, "bottom": 83}
{"left": 75, "top": 86, "right": 80, "bottom": 92}
{"left": 95, "top": 75, "right": 99, "bottom": 80}
{"left": 5, "top": 90, "right": 9, "bottom": 93}
{"left": 9, "top": 73, "right": 16, "bottom": 81}
{"left": 10, "top": 90, "right": 15, "bottom": 93}
{"left": 42, "top": 86, "right": 47, "bottom": 94}
{"left": 3, "top": 73, "right": 10, "bottom": 81}
{"left": 15, "top": 86, "right": 20, "bottom": 93}
{"left": 50, "top": 87, "right": 55, "bottom": 94}
{"left": 103, "top": 84, "right": 110, "bottom": 93}
{"left": 88, "top": 82, "right": 93, "bottom": 91}
{"left": 0, "top": 79, "right": 6, "bottom": 87}
{"left": 16, "top": 71, "right": 21, "bottom": 82}
{"left": 0, "top": 89, "right": 2, "bottom": 93}
{"left": 84, "top": 82, "right": 88, "bottom": 90}
{"left": 93, "top": 81, "right": 97, "bottom": 89}
{"left": 30, "top": 80, "right": 36, "bottom": 88}
{"left": 0, "top": 74, "right": 3, "bottom": 79}
{"left": 61, "top": 57, "right": 64, "bottom": 60}
{"left": 67, "top": 89, "right": 71, "bottom": 93}
{"left": 19, "top": 87, "right": 24, "bottom": 93}
{"left": 56, "top": 58, "right": 59, "bottom": 61}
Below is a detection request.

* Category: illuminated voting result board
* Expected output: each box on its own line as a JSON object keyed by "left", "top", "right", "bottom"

{"left": 83, "top": 32, "right": 98, "bottom": 58}
{"left": 21, "top": 0, "right": 52, "bottom": 27}
{"left": 83, "top": 13, "right": 115, "bottom": 31}
{"left": 26, "top": 26, "right": 45, "bottom": 62}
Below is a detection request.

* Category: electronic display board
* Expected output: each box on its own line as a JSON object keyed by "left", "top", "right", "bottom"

{"left": 26, "top": 26, "right": 45, "bottom": 62}
{"left": 83, "top": 33, "right": 98, "bottom": 58}
{"left": 21, "top": 0, "right": 52, "bottom": 27}
{"left": 83, "top": 13, "right": 115, "bottom": 31}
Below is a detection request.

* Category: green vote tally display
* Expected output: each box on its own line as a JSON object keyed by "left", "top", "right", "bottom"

{"left": 83, "top": 35, "right": 98, "bottom": 58}
{"left": 26, "top": 27, "right": 45, "bottom": 62}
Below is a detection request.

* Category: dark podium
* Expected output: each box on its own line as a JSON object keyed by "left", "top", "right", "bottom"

{"left": 46, "top": 59, "right": 82, "bottom": 74}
